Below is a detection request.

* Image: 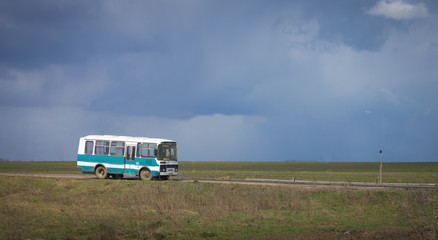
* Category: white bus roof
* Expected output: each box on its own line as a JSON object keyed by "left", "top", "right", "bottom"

{"left": 80, "top": 135, "right": 175, "bottom": 144}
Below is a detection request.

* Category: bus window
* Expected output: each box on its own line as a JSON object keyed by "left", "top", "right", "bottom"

{"left": 110, "top": 141, "right": 125, "bottom": 156}
{"left": 95, "top": 141, "right": 110, "bottom": 155}
{"left": 85, "top": 141, "right": 94, "bottom": 155}
{"left": 137, "top": 143, "right": 157, "bottom": 158}
{"left": 149, "top": 144, "right": 157, "bottom": 156}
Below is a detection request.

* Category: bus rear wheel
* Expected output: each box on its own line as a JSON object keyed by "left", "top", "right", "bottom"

{"left": 95, "top": 166, "right": 107, "bottom": 179}
{"left": 139, "top": 169, "right": 152, "bottom": 180}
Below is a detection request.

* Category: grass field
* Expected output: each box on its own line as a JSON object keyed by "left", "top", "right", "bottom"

{"left": 0, "top": 162, "right": 438, "bottom": 239}
{"left": 0, "top": 161, "right": 437, "bottom": 239}
{"left": 179, "top": 161, "right": 438, "bottom": 183}
{"left": 1, "top": 161, "right": 437, "bottom": 183}
{"left": 0, "top": 176, "right": 437, "bottom": 239}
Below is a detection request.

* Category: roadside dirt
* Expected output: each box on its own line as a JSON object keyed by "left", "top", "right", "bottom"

{"left": 1, "top": 173, "right": 437, "bottom": 191}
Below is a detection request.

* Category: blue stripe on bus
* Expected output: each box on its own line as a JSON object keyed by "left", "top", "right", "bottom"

{"left": 77, "top": 154, "right": 159, "bottom": 166}
{"left": 78, "top": 154, "right": 124, "bottom": 164}
{"left": 79, "top": 166, "right": 94, "bottom": 172}
{"left": 78, "top": 165, "right": 159, "bottom": 177}
{"left": 107, "top": 167, "right": 125, "bottom": 174}
{"left": 136, "top": 158, "right": 159, "bottom": 166}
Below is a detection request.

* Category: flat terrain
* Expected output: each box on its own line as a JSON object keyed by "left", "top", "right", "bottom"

{"left": 1, "top": 161, "right": 437, "bottom": 183}
{"left": 179, "top": 161, "right": 438, "bottom": 183}
{"left": 0, "top": 161, "right": 437, "bottom": 239}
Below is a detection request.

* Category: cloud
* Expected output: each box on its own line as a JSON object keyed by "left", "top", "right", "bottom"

{"left": 0, "top": 105, "right": 266, "bottom": 161}
{"left": 379, "top": 88, "right": 401, "bottom": 105}
{"left": 121, "top": 113, "right": 267, "bottom": 161}
{"left": 0, "top": 64, "right": 112, "bottom": 108}
{"left": 366, "top": 0, "right": 429, "bottom": 20}
{"left": 0, "top": 1, "right": 437, "bottom": 162}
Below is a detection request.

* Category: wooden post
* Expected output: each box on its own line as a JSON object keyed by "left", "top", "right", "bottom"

{"left": 379, "top": 150, "right": 383, "bottom": 184}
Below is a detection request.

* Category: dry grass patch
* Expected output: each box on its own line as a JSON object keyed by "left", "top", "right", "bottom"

{"left": 0, "top": 176, "right": 437, "bottom": 239}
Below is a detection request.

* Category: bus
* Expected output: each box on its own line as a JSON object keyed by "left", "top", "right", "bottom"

{"left": 77, "top": 135, "right": 178, "bottom": 180}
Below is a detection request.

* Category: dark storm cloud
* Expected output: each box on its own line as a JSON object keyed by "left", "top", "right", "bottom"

{"left": 0, "top": 0, "right": 167, "bottom": 69}
{"left": 0, "top": 0, "right": 437, "bottom": 162}
{"left": 0, "top": 1, "right": 96, "bottom": 67}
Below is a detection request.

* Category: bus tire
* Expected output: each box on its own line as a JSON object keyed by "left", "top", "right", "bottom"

{"left": 95, "top": 166, "right": 107, "bottom": 179}
{"left": 139, "top": 168, "right": 152, "bottom": 181}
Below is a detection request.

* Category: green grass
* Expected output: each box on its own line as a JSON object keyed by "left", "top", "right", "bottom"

{"left": 0, "top": 176, "right": 437, "bottom": 239}
{"left": 179, "top": 161, "right": 438, "bottom": 183}
{"left": 181, "top": 161, "right": 438, "bottom": 172}
{"left": 1, "top": 161, "right": 437, "bottom": 183}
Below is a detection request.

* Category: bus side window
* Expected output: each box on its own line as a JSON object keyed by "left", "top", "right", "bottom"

{"left": 95, "top": 141, "right": 110, "bottom": 155}
{"left": 140, "top": 143, "right": 149, "bottom": 157}
{"left": 110, "top": 141, "right": 125, "bottom": 156}
{"left": 150, "top": 143, "right": 157, "bottom": 157}
{"left": 85, "top": 141, "right": 94, "bottom": 155}
{"left": 138, "top": 143, "right": 156, "bottom": 158}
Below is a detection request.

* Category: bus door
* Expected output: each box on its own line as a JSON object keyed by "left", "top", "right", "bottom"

{"left": 124, "top": 144, "right": 136, "bottom": 176}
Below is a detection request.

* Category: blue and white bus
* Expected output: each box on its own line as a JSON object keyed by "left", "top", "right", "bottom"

{"left": 77, "top": 135, "right": 178, "bottom": 180}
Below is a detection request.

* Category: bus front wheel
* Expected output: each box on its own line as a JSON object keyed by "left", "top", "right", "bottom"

{"left": 95, "top": 166, "right": 107, "bottom": 179}
{"left": 139, "top": 169, "right": 152, "bottom": 180}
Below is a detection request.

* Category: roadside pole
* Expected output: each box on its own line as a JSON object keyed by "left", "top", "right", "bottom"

{"left": 379, "top": 150, "right": 383, "bottom": 184}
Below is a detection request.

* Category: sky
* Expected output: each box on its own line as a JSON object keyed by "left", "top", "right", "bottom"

{"left": 0, "top": 0, "right": 437, "bottom": 162}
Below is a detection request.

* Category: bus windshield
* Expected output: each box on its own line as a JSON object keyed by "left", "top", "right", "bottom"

{"left": 157, "top": 142, "right": 177, "bottom": 161}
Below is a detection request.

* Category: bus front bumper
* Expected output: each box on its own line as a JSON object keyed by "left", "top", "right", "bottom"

{"left": 158, "top": 164, "right": 178, "bottom": 176}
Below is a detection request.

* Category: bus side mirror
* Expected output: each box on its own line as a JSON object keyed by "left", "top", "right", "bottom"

{"left": 154, "top": 149, "right": 157, "bottom": 157}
